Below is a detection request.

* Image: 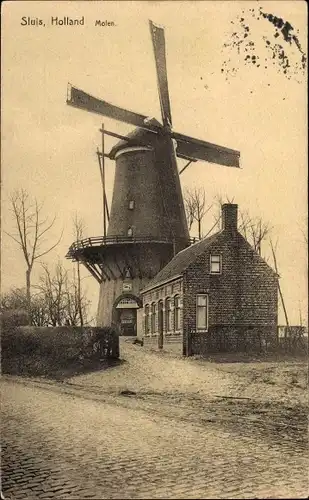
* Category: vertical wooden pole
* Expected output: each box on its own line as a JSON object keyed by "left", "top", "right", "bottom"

{"left": 101, "top": 123, "right": 107, "bottom": 239}
{"left": 270, "top": 239, "right": 291, "bottom": 346}
{"left": 96, "top": 149, "right": 104, "bottom": 235}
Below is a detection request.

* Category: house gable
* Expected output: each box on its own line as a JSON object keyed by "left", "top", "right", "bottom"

{"left": 182, "top": 230, "right": 278, "bottom": 336}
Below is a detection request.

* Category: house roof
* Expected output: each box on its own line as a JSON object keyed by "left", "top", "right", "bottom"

{"left": 143, "top": 231, "right": 222, "bottom": 291}
{"left": 142, "top": 227, "right": 278, "bottom": 293}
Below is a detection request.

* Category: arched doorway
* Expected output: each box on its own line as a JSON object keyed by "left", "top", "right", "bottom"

{"left": 113, "top": 294, "right": 142, "bottom": 336}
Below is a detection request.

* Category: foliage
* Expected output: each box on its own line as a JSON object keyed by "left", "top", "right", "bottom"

{"left": 1, "top": 288, "right": 48, "bottom": 326}
{"left": 1, "top": 325, "right": 119, "bottom": 377}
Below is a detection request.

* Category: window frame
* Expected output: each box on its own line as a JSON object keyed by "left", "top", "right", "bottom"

{"left": 173, "top": 294, "right": 181, "bottom": 332}
{"left": 151, "top": 302, "right": 156, "bottom": 334}
{"left": 165, "top": 297, "right": 172, "bottom": 332}
{"left": 210, "top": 254, "right": 222, "bottom": 275}
{"left": 196, "top": 294, "right": 209, "bottom": 331}
{"left": 144, "top": 304, "right": 150, "bottom": 336}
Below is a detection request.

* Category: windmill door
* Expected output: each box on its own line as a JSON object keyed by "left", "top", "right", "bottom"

{"left": 116, "top": 298, "right": 139, "bottom": 336}
{"left": 120, "top": 309, "right": 136, "bottom": 336}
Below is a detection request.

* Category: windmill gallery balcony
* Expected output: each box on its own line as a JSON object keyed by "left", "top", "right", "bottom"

{"left": 66, "top": 235, "right": 197, "bottom": 259}
{"left": 66, "top": 235, "right": 198, "bottom": 283}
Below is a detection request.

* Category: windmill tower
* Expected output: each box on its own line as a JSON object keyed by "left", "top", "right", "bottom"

{"left": 66, "top": 21, "right": 240, "bottom": 335}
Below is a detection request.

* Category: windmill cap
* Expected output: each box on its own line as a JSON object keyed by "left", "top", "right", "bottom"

{"left": 109, "top": 126, "right": 160, "bottom": 159}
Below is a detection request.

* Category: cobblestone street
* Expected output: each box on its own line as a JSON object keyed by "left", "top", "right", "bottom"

{"left": 1, "top": 376, "right": 307, "bottom": 499}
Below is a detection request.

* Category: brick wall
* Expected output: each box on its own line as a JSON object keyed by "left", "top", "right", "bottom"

{"left": 191, "top": 325, "right": 277, "bottom": 354}
{"left": 143, "top": 333, "right": 183, "bottom": 354}
{"left": 141, "top": 230, "right": 278, "bottom": 356}
{"left": 237, "top": 236, "right": 278, "bottom": 327}
{"left": 183, "top": 232, "right": 278, "bottom": 355}
{"left": 142, "top": 278, "right": 183, "bottom": 337}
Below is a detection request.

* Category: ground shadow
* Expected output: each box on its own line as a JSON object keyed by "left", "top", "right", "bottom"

{"left": 2, "top": 357, "right": 126, "bottom": 382}
{"left": 193, "top": 352, "right": 308, "bottom": 364}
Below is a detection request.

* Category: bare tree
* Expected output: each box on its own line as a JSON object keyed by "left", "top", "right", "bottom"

{"left": 214, "top": 196, "right": 271, "bottom": 257}
{"left": 66, "top": 268, "right": 91, "bottom": 326}
{"left": 35, "top": 262, "right": 91, "bottom": 327}
{"left": 72, "top": 213, "right": 87, "bottom": 326}
{"left": 239, "top": 210, "right": 272, "bottom": 256}
{"left": 184, "top": 188, "right": 212, "bottom": 239}
{"left": 2, "top": 263, "right": 91, "bottom": 328}
{"left": 37, "top": 262, "right": 68, "bottom": 327}
{"left": 5, "top": 189, "right": 62, "bottom": 321}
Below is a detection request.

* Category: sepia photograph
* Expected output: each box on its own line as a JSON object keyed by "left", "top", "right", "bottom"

{"left": 1, "top": 1, "right": 308, "bottom": 498}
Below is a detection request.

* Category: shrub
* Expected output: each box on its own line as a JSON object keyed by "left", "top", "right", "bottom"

{"left": 1, "top": 325, "right": 119, "bottom": 376}
{"left": 1, "top": 309, "right": 29, "bottom": 328}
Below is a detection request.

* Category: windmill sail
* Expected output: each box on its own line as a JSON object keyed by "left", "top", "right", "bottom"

{"left": 149, "top": 21, "right": 173, "bottom": 127}
{"left": 67, "top": 84, "right": 152, "bottom": 129}
{"left": 173, "top": 132, "right": 240, "bottom": 168}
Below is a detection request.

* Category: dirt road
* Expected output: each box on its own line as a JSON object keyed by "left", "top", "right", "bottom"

{"left": 2, "top": 342, "right": 308, "bottom": 499}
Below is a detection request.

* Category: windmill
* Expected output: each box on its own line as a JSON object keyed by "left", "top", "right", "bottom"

{"left": 66, "top": 21, "right": 240, "bottom": 334}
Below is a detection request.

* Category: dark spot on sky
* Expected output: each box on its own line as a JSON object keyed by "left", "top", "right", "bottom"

{"left": 221, "top": 6, "right": 306, "bottom": 82}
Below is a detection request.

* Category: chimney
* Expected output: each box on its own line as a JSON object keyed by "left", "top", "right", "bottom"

{"left": 222, "top": 204, "right": 238, "bottom": 233}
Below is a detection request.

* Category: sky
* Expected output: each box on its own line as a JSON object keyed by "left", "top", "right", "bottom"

{"left": 1, "top": 0, "right": 307, "bottom": 325}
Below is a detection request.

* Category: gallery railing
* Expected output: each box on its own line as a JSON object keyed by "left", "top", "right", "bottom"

{"left": 66, "top": 235, "right": 198, "bottom": 259}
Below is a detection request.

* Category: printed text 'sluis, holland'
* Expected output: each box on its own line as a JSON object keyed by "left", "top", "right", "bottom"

{"left": 20, "top": 16, "right": 115, "bottom": 27}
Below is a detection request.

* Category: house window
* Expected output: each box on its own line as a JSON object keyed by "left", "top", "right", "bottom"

{"left": 144, "top": 304, "right": 150, "bottom": 336}
{"left": 210, "top": 255, "right": 222, "bottom": 274}
{"left": 151, "top": 302, "right": 156, "bottom": 334}
{"left": 128, "top": 200, "right": 135, "bottom": 210}
{"left": 196, "top": 294, "right": 208, "bottom": 330}
{"left": 165, "top": 297, "right": 172, "bottom": 332}
{"left": 174, "top": 295, "right": 180, "bottom": 331}
{"left": 127, "top": 226, "right": 133, "bottom": 237}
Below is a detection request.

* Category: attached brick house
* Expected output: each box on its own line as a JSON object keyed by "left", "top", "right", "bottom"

{"left": 141, "top": 204, "right": 278, "bottom": 356}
